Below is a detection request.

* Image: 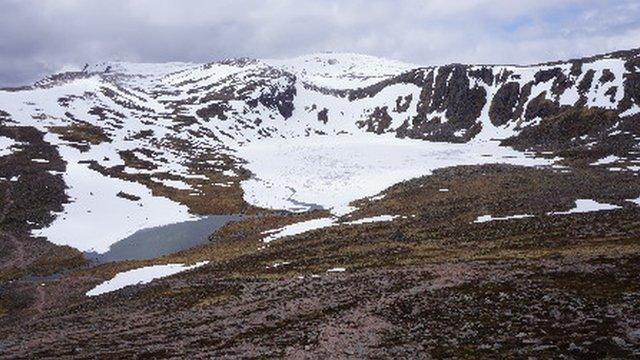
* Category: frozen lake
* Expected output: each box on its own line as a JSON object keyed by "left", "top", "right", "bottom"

{"left": 238, "top": 134, "right": 553, "bottom": 216}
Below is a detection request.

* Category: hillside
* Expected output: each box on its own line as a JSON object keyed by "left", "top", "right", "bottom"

{"left": 1, "top": 49, "right": 640, "bottom": 358}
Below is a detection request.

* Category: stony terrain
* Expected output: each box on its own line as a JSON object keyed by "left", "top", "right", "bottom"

{"left": 2, "top": 163, "right": 640, "bottom": 358}
{"left": 1, "top": 48, "right": 640, "bottom": 358}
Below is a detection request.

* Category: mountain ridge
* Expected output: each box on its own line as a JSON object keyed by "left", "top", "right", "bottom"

{"left": 0, "top": 46, "right": 639, "bottom": 269}
{"left": 26, "top": 47, "right": 640, "bottom": 82}
{"left": 2, "top": 48, "right": 640, "bottom": 358}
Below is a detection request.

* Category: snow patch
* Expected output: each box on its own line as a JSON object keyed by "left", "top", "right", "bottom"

{"left": 262, "top": 217, "right": 337, "bottom": 243}
{"left": 0, "top": 136, "right": 19, "bottom": 157}
{"left": 222, "top": 169, "right": 237, "bottom": 177}
{"left": 86, "top": 261, "right": 208, "bottom": 296}
{"left": 155, "top": 178, "right": 192, "bottom": 190}
{"left": 549, "top": 199, "right": 621, "bottom": 215}
{"left": 591, "top": 155, "right": 621, "bottom": 166}
{"left": 262, "top": 214, "right": 398, "bottom": 243}
{"left": 627, "top": 197, "right": 640, "bottom": 206}
{"left": 474, "top": 214, "right": 534, "bottom": 223}
{"left": 345, "top": 214, "right": 396, "bottom": 225}
{"left": 33, "top": 142, "right": 196, "bottom": 253}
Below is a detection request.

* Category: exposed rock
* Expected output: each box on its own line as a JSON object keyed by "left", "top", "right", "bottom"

{"left": 619, "top": 73, "right": 640, "bottom": 113}
{"left": 196, "top": 103, "right": 231, "bottom": 121}
{"left": 317, "top": 108, "right": 329, "bottom": 124}
{"left": 358, "top": 106, "right": 393, "bottom": 134}
{"left": 503, "top": 107, "right": 621, "bottom": 152}
{"left": 468, "top": 67, "right": 494, "bottom": 86}
{"left": 489, "top": 82, "right": 521, "bottom": 126}
{"left": 394, "top": 94, "right": 412, "bottom": 113}
{"left": 600, "top": 69, "right": 615, "bottom": 84}
{"left": 578, "top": 70, "right": 596, "bottom": 94}
{"left": 524, "top": 92, "right": 560, "bottom": 121}
{"left": 116, "top": 191, "right": 142, "bottom": 202}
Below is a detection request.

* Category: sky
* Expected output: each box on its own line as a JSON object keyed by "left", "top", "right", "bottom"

{"left": 1, "top": 0, "right": 639, "bottom": 86}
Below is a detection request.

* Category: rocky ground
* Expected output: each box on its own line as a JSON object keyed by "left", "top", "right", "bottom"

{"left": 1, "top": 47, "right": 640, "bottom": 358}
{"left": 4, "top": 256, "right": 640, "bottom": 359}
{"left": 1, "top": 160, "right": 640, "bottom": 358}
{"left": 0, "top": 125, "right": 85, "bottom": 282}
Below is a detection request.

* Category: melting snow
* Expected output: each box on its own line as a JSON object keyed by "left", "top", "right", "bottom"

{"left": 33, "top": 143, "right": 196, "bottom": 253}
{"left": 549, "top": 199, "right": 621, "bottom": 215}
{"left": 474, "top": 214, "right": 534, "bottom": 223}
{"left": 621, "top": 104, "right": 640, "bottom": 117}
{"left": 592, "top": 155, "right": 621, "bottom": 166}
{"left": 222, "top": 169, "right": 237, "bottom": 177}
{"left": 0, "top": 136, "right": 18, "bottom": 157}
{"left": 262, "top": 217, "right": 336, "bottom": 243}
{"left": 262, "top": 214, "right": 398, "bottom": 243}
{"left": 345, "top": 215, "right": 396, "bottom": 225}
{"left": 155, "top": 178, "right": 192, "bottom": 190}
{"left": 2, "top": 52, "right": 634, "bottom": 256}
{"left": 326, "top": 267, "right": 346, "bottom": 273}
{"left": 86, "top": 261, "right": 208, "bottom": 296}
{"left": 266, "top": 261, "right": 291, "bottom": 269}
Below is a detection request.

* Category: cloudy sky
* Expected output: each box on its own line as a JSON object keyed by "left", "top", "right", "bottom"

{"left": 1, "top": 0, "right": 639, "bottom": 86}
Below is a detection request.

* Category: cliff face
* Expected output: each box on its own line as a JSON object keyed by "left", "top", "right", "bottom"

{"left": 333, "top": 49, "right": 640, "bottom": 145}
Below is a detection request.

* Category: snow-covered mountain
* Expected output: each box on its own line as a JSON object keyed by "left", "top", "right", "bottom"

{"left": 4, "top": 50, "right": 639, "bottom": 146}
{"left": 1, "top": 50, "right": 639, "bottom": 253}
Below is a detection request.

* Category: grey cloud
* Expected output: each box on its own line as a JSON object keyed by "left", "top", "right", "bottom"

{"left": 1, "top": 0, "right": 639, "bottom": 86}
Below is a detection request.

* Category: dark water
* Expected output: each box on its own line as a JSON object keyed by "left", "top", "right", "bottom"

{"left": 85, "top": 214, "right": 244, "bottom": 262}
{"left": 285, "top": 186, "right": 325, "bottom": 212}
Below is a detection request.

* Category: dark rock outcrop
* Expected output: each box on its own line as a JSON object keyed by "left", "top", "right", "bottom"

{"left": 489, "top": 82, "right": 521, "bottom": 126}
{"left": 357, "top": 106, "right": 393, "bottom": 134}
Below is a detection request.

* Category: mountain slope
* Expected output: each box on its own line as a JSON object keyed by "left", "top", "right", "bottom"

{"left": 0, "top": 48, "right": 639, "bottom": 267}
{"left": 2, "top": 49, "right": 640, "bottom": 358}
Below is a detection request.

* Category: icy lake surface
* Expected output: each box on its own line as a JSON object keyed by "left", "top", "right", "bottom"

{"left": 238, "top": 134, "right": 553, "bottom": 216}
